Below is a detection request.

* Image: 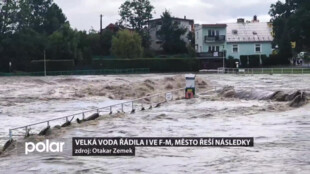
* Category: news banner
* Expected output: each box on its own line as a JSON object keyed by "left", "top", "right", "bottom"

{"left": 72, "top": 137, "right": 254, "bottom": 156}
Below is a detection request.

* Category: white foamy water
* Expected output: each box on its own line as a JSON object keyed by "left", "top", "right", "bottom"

{"left": 0, "top": 74, "right": 309, "bottom": 173}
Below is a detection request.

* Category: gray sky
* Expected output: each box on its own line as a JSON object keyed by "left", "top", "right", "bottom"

{"left": 53, "top": 0, "right": 283, "bottom": 31}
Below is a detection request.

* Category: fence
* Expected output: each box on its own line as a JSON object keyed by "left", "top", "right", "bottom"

{"left": 0, "top": 68, "right": 150, "bottom": 77}
{"left": 214, "top": 68, "right": 310, "bottom": 74}
{"left": 8, "top": 88, "right": 188, "bottom": 140}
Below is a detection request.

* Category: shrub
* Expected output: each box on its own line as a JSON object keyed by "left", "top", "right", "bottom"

{"left": 240, "top": 55, "right": 248, "bottom": 68}
{"left": 225, "top": 56, "right": 239, "bottom": 68}
{"left": 240, "top": 55, "right": 266, "bottom": 67}
{"left": 263, "top": 54, "right": 290, "bottom": 66}
{"left": 111, "top": 30, "right": 143, "bottom": 58}
{"left": 248, "top": 55, "right": 260, "bottom": 67}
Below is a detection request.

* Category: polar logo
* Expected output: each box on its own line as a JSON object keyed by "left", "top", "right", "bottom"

{"left": 25, "top": 140, "right": 65, "bottom": 155}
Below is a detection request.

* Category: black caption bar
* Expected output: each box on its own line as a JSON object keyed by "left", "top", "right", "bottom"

{"left": 72, "top": 137, "right": 254, "bottom": 156}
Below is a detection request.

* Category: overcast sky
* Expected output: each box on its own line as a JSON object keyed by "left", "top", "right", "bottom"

{"left": 53, "top": 0, "right": 283, "bottom": 31}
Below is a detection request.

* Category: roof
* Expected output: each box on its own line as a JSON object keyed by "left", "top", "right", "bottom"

{"left": 226, "top": 22, "right": 273, "bottom": 43}
{"left": 148, "top": 17, "right": 194, "bottom": 24}
{"left": 202, "top": 24, "right": 227, "bottom": 28}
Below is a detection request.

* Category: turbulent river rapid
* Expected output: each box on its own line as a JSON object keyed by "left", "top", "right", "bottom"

{"left": 0, "top": 74, "right": 309, "bottom": 173}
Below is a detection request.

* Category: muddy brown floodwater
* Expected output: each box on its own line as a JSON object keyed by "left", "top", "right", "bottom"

{"left": 0, "top": 74, "right": 309, "bottom": 174}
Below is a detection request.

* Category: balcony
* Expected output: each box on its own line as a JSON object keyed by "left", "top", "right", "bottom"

{"left": 196, "top": 51, "right": 225, "bottom": 58}
{"left": 204, "top": 35, "right": 226, "bottom": 43}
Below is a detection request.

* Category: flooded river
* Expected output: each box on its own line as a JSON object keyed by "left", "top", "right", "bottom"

{"left": 0, "top": 74, "right": 309, "bottom": 173}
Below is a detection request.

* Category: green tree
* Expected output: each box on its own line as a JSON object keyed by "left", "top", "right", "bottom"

{"left": 157, "top": 10, "right": 187, "bottom": 54}
{"left": 17, "top": 0, "right": 66, "bottom": 34}
{"left": 0, "top": 0, "right": 18, "bottom": 35}
{"left": 119, "top": 0, "right": 154, "bottom": 48}
{"left": 111, "top": 30, "right": 143, "bottom": 58}
{"left": 47, "top": 23, "right": 80, "bottom": 61}
{"left": 44, "top": 3, "right": 67, "bottom": 35}
{"left": 270, "top": 0, "right": 310, "bottom": 56}
{"left": 101, "top": 30, "right": 115, "bottom": 56}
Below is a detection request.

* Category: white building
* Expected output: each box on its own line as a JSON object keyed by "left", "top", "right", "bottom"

{"left": 195, "top": 16, "right": 274, "bottom": 60}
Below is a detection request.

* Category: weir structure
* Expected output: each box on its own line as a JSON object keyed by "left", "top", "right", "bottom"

{"left": 8, "top": 87, "right": 212, "bottom": 141}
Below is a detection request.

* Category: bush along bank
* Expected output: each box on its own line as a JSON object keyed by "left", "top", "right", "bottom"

{"left": 92, "top": 58, "right": 200, "bottom": 72}
{"left": 239, "top": 54, "right": 290, "bottom": 68}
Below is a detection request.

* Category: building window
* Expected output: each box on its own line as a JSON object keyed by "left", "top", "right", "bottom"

{"left": 216, "top": 30, "right": 219, "bottom": 36}
{"left": 208, "top": 30, "right": 217, "bottom": 37}
{"left": 208, "top": 46, "right": 216, "bottom": 52}
{"left": 196, "top": 32, "right": 198, "bottom": 40}
{"left": 233, "top": 44, "right": 238, "bottom": 53}
{"left": 255, "top": 44, "right": 261, "bottom": 53}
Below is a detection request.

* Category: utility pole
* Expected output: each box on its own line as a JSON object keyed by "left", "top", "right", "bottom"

{"left": 100, "top": 14, "right": 103, "bottom": 35}
{"left": 44, "top": 50, "right": 46, "bottom": 76}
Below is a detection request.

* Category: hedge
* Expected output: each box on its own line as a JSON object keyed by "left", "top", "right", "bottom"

{"left": 240, "top": 55, "right": 266, "bottom": 68}
{"left": 262, "top": 54, "right": 290, "bottom": 66}
{"left": 92, "top": 58, "right": 200, "bottom": 72}
{"left": 225, "top": 57, "right": 240, "bottom": 68}
{"left": 30, "top": 59, "right": 75, "bottom": 72}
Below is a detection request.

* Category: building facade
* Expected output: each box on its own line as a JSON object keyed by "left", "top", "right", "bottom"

{"left": 195, "top": 17, "right": 274, "bottom": 63}
{"left": 148, "top": 17, "right": 194, "bottom": 51}
{"left": 195, "top": 24, "right": 227, "bottom": 58}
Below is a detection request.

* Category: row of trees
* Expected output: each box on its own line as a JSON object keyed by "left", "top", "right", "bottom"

{"left": 0, "top": 0, "right": 116, "bottom": 72}
{"left": 0, "top": 0, "right": 193, "bottom": 72}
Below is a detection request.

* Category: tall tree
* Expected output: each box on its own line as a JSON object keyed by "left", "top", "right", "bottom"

{"left": 270, "top": 0, "right": 310, "bottom": 57}
{"left": 156, "top": 10, "right": 187, "bottom": 54}
{"left": 17, "top": 0, "right": 66, "bottom": 34}
{"left": 43, "top": 3, "right": 67, "bottom": 35}
{"left": 101, "top": 30, "right": 115, "bottom": 56}
{"left": 119, "top": 0, "right": 154, "bottom": 48}
{"left": 111, "top": 30, "right": 143, "bottom": 58}
{"left": 47, "top": 23, "right": 80, "bottom": 61}
{"left": 0, "top": 0, "right": 18, "bottom": 35}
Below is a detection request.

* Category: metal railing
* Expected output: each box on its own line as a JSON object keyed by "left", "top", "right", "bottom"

{"left": 204, "top": 35, "right": 226, "bottom": 42}
{"left": 196, "top": 52, "right": 225, "bottom": 58}
{"left": 214, "top": 68, "right": 310, "bottom": 74}
{"left": 8, "top": 87, "right": 187, "bottom": 140}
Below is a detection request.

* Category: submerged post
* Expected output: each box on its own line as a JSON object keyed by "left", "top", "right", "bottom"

{"left": 185, "top": 74, "right": 196, "bottom": 99}
{"left": 9, "top": 129, "right": 12, "bottom": 140}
